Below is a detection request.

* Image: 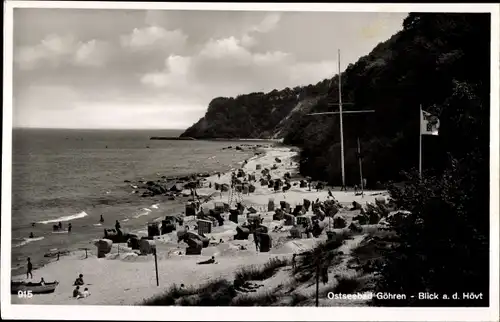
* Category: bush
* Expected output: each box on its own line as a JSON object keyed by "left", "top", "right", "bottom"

{"left": 234, "top": 257, "right": 288, "bottom": 287}
{"left": 231, "top": 291, "right": 279, "bottom": 306}
{"left": 374, "top": 155, "right": 489, "bottom": 306}
{"left": 143, "top": 279, "right": 236, "bottom": 306}
{"left": 293, "top": 235, "right": 348, "bottom": 283}
{"left": 331, "top": 276, "right": 364, "bottom": 294}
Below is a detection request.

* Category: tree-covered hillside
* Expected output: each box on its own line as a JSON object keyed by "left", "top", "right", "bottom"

{"left": 180, "top": 12, "right": 491, "bottom": 306}
{"left": 181, "top": 13, "right": 490, "bottom": 188}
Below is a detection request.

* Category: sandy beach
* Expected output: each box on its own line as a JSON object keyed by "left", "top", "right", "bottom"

{"left": 11, "top": 145, "right": 389, "bottom": 305}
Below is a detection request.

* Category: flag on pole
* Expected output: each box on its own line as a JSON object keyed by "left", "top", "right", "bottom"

{"left": 420, "top": 110, "right": 440, "bottom": 136}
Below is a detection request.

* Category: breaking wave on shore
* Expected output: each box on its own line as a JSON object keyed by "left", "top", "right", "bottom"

{"left": 37, "top": 211, "right": 89, "bottom": 224}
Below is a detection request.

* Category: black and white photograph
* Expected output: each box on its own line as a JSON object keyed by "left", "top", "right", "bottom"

{"left": 2, "top": 2, "right": 499, "bottom": 321}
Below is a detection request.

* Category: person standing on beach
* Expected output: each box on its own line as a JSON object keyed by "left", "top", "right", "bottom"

{"left": 26, "top": 258, "right": 33, "bottom": 279}
{"left": 99, "top": 215, "right": 104, "bottom": 223}
{"left": 115, "top": 220, "right": 122, "bottom": 236}
{"left": 58, "top": 222, "right": 62, "bottom": 230}
{"left": 68, "top": 223, "right": 72, "bottom": 233}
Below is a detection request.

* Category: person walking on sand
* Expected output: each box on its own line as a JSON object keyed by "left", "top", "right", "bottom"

{"left": 26, "top": 258, "right": 33, "bottom": 279}
{"left": 68, "top": 223, "right": 72, "bottom": 233}
{"left": 115, "top": 220, "right": 122, "bottom": 235}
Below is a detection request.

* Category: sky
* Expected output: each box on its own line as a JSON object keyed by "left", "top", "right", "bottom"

{"left": 12, "top": 8, "right": 408, "bottom": 129}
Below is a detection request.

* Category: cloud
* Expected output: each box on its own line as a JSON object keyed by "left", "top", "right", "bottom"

{"left": 140, "top": 55, "right": 192, "bottom": 88}
{"left": 74, "top": 39, "right": 111, "bottom": 66}
{"left": 13, "top": 10, "right": 407, "bottom": 129}
{"left": 141, "top": 22, "right": 336, "bottom": 102}
{"left": 120, "top": 26, "right": 187, "bottom": 52}
{"left": 251, "top": 13, "right": 281, "bottom": 33}
{"left": 15, "top": 34, "right": 111, "bottom": 70}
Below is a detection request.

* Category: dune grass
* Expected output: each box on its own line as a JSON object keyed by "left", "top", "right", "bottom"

{"left": 234, "top": 257, "right": 288, "bottom": 288}
{"left": 143, "top": 279, "right": 236, "bottom": 306}
{"left": 230, "top": 291, "right": 279, "bottom": 306}
{"left": 143, "top": 257, "right": 288, "bottom": 306}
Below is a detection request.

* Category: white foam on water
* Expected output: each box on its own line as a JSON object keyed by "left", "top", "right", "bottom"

{"left": 122, "top": 219, "right": 129, "bottom": 222}
{"left": 37, "top": 211, "right": 89, "bottom": 224}
{"left": 93, "top": 223, "right": 102, "bottom": 226}
{"left": 13, "top": 236, "right": 45, "bottom": 248}
{"left": 52, "top": 231, "right": 69, "bottom": 234}
{"left": 151, "top": 204, "right": 159, "bottom": 209}
{"left": 133, "top": 208, "right": 152, "bottom": 218}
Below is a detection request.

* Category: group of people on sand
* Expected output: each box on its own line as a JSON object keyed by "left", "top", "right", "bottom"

{"left": 72, "top": 274, "right": 91, "bottom": 299}
{"left": 73, "top": 286, "right": 91, "bottom": 299}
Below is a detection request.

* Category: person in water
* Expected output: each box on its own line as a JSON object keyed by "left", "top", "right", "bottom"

{"left": 40, "top": 277, "right": 46, "bottom": 286}
{"left": 74, "top": 274, "right": 84, "bottom": 286}
{"left": 67, "top": 223, "right": 72, "bottom": 233}
{"left": 58, "top": 222, "right": 62, "bottom": 229}
{"left": 100, "top": 215, "right": 104, "bottom": 223}
{"left": 29, "top": 232, "right": 34, "bottom": 238}
{"left": 26, "top": 258, "right": 33, "bottom": 279}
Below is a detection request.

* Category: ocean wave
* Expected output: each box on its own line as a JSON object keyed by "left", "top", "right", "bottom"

{"left": 151, "top": 204, "right": 159, "bottom": 209}
{"left": 133, "top": 208, "right": 152, "bottom": 219}
{"left": 37, "top": 211, "right": 89, "bottom": 224}
{"left": 13, "top": 236, "right": 45, "bottom": 248}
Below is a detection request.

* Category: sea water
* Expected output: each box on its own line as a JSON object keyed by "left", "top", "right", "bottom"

{"left": 10, "top": 128, "right": 257, "bottom": 275}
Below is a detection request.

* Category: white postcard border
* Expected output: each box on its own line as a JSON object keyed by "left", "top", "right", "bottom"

{"left": 2, "top": 2, "right": 498, "bottom": 321}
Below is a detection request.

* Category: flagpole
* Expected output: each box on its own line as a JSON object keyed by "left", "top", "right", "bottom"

{"left": 357, "top": 137, "right": 364, "bottom": 197}
{"left": 419, "top": 104, "right": 422, "bottom": 178}
{"left": 338, "top": 49, "right": 346, "bottom": 189}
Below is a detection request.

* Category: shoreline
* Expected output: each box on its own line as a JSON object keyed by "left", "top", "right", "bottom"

{"left": 11, "top": 144, "right": 389, "bottom": 305}
{"left": 10, "top": 143, "right": 269, "bottom": 275}
{"left": 10, "top": 143, "right": 262, "bottom": 275}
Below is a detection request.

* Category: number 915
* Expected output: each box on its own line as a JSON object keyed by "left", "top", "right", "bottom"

{"left": 18, "top": 290, "right": 33, "bottom": 298}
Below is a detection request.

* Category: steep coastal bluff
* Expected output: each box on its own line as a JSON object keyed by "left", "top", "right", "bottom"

{"left": 181, "top": 13, "right": 490, "bottom": 187}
